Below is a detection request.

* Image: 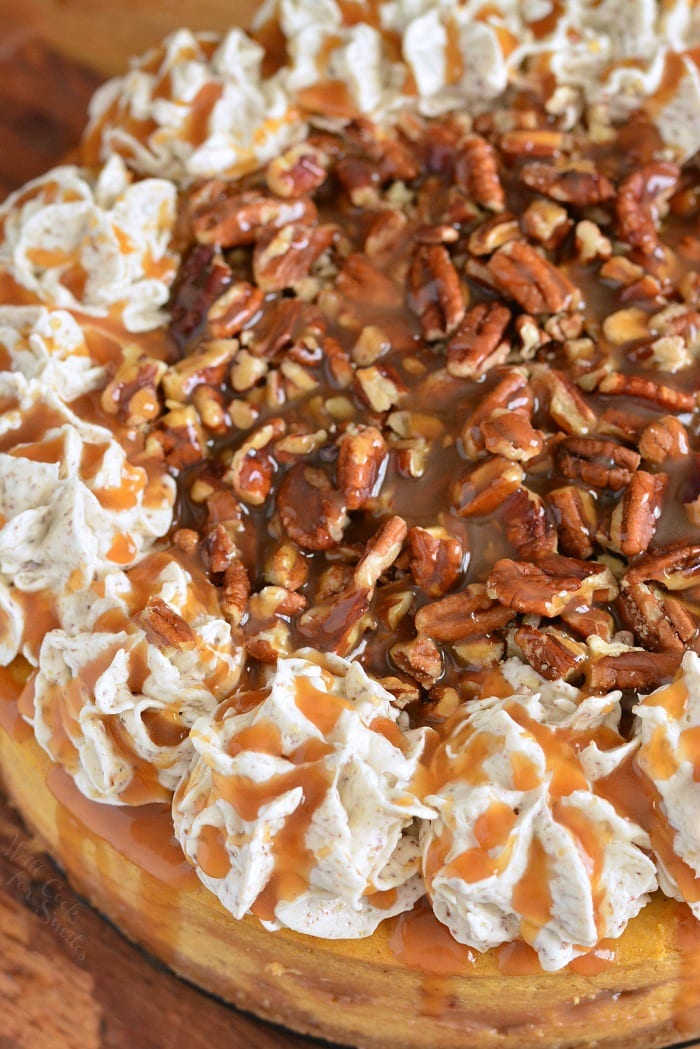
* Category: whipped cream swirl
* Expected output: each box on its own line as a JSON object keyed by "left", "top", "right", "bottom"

{"left": 634, "top": 652, "right": 700, "bottom": 918}
{"left": 0, "top": 156, "right": 177, "bottom": 332}
{"left": 173, "top": 653, "right": 436, "bottom": 938}
{"left": 422, "top": 662, "right": 656, "bottom": 970}
{"left": 31, "top": 554, "right": 244, "bottom": 804}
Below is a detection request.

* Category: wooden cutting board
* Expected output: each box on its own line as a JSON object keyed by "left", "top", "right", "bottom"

{"left": 0, "top": 15, "right": 327, "bottom": 1049}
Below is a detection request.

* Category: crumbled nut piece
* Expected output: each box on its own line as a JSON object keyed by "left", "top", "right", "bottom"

{"left": 355, "top": 366, "right": 402, "bottom": 412}
{"left": 390, "top": 636, "right": 443, "bottom": 688}
{"left": 520, "top": 199, "right": 571, "bottom": 248}
{"left": 575, "top": 220, "right": 612, "bottom": 263}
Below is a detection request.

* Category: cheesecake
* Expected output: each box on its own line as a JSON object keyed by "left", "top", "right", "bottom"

{"left": 2, "top": 2, "right": 700, "bottom": 1047}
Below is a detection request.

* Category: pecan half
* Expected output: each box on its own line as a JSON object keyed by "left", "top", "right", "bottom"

{"left": 625, "top": 544, "right": 700, "bottom": 590}
{"left": 586, "top": 649, "right": 682, "bottom": 691}
{"left": 514, "top": 625, "right": 587, "bottom": 682}
{"left": 602, "top": 471, "right": 667, "bottom": 558}
{"left": 555, "top": 436, "right": 640, "bottom": 491}
{"left": 336, "top": 424, "right": 387, "bottom": 510}
{"left": 336, "top": 253, "right": 403, "bottom": 309}
{"left": 505, "top": 487, "right": 558, "bottom": 560}
{"left": 453, "top": 133, "right": 505, "bottom": 212}
{"left": 277, "top": 464, "right": 349, "bottom": 550}
{"left": 139, "top": 597, "right": 195, "bottom": 650}
{"left": 390, "top": 636, "right": 443, "bottom": 688}
{"left": 487, "top": 241, "right": 578, "bottom": 314}
{"left": 617, "top": 579, "right": 697, "bottom": 652}
{"left": 446, "top": 302, "right": 511, "bottom": 379}
{"left": 480, "top": 410, "right": 545, "bottom": 463}
{"left": 354, "top": 516, "right": 407, "bottom": 590}
{"left": 598, "top": 371, "right": 696, "bottom": 413}
{"left": 408, "top": 244, "right": 465, "bottom": 341}
{"left": 168, "top": 244, "right": 232, "bottom": 347}
{"left": 193, "top": 190, "right": 316, "bottom": 247}
{"left": 539, "top": 368, "right": 597, "bottom": 435}
{"left": 408, "top": 526, "right": 464, "bottom": 598}
{"left": 253, "top": 222, "right": 337, "bottom": 292}
{"left": 297, "top": 587, "right": 371, "bottom": 655}
{"left": 616, "top": 162, "right": 680, "bottom": 255}
{"left": 460, "top": 369, "right": 532, "bottom": 459}
{"left": 414, "top": 585, "right": 515, "bottom": 642}
{"left": 451, "top": 456, "right": 524, "bottom": 517}
{"left": 487, "top": 554, "right": 618, "bottom": 617}
{"left": 520, "top": 162, "right": 614, "bottom": 206}
{"left": 266, "top": 142, "right": 328, "bottom": 198}
{"left": 548, "top": 486, "right": 598, "bottom": 560}
{"left": 208, "top": 281, "right": 264, "bottom": 338}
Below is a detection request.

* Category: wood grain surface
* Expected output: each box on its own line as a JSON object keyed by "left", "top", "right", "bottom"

{"left": 0, "top": 17, "right": 326, "bottom": 1049}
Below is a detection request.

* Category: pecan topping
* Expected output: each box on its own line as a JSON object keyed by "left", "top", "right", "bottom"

{"left": 354, "top": 516, "right": 407, "bottom": 590}
{"left": 480, "top": 411, "right": 545, "bottom": 463}
{"left": 515, "top": 625, "right": 587, "bottom": 683}
{"left": 602, "top": 471, "right": 667, "bottom": 558}
{"left": 617, "top": 580, "right": 697, "bottom": 653}
{"left": 139, "top": 597, "right": 196, "bottom": 650}
{"left": 487, "top": 240, "right": 578, "bottom": 314}
{"left": 504, "top": 488, "right": 558, "bottom": 560}
{"left": 390, "top": 636, "right": 443, "bottom": 688}
{"left": 207, "top": 281, "right": 264, "bottom": 338}
{"left": 446, "top": 302, "right": 511, "bottom": 379}
{"left": 548, "top": 486, "right": 598, "bottom": 560}
{"left": 253, "top": 222, "right": 337, "bottom": 292}
{"left": 587, "top": 650, "right": 683, "bottom": 691}
{"left": 408, "top": 244, "right": 465, "bottom": 341}
{"left": 266, "top": 143, "right": 328, "bottom": 198}
{"left": 598, "top": 371, "right": 696, "bottom": 412}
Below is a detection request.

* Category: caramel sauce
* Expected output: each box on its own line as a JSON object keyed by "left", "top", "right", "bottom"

{"left": 389, "top": 895, "right": 474, "bottom": 976}
{"left": 185, "top": 82, "right": 225, "bottom": 149}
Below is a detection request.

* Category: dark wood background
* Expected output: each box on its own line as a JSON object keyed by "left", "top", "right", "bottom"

{"left": 0, "top": 25, "right": 321, "bottom": 1049}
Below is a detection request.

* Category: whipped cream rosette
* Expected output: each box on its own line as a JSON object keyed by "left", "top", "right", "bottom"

{"left": 84, "top": 28, "right": 303, "bottom": 183}
{"left": 0, "top": 372, "right": 174, "bottom": 603}
{"left": 30, "top": 553, "right": 244, "bottom": 805}
{"left": 0, "top": 155, "right": 177, "bottom": 332}
{"left": 633, "top": 652, "right": 700, "bottom": 918}
{"left": 421, "top": 663, "right": 657, "bottom": 970}
{"left": 173, "top": 653, "right": 436, "bottom": 937}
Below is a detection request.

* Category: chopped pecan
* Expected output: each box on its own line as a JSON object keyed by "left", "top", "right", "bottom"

{"left": 408, "top": 526, "right": 464, "bottom": 598}
{"left": 617, "top": 579, "right": 697, "bottom": 652}
{"left": 414, "top": 585, "right": 515, "bottom": 642}
{"left": 451, "top": 456, "right": 524, "bottom": 517}
{"left": 602, "top": 307, "right": 650, "bottom": 346}
{"left": 277, "top": 463, "right": 349, "bottom": 551}
{"left": 253, "top": 222, "right": 336, "bottom": 292}
{"left": 520, "top": 200, "right": 572, "bottom": 249}
{"left": 408, "top": 244, "right": 465, "bottom": 341}
{"left": 375, "top": 584, "right": 414, "bottom": 631}
{"left": 263, "top": 541, "right": 309, "bottom": 591}
{"left": 203, "top": 523, "right": 237, "bottom": 574}
{"left": 639, "top": 416, "right": 690, "bottom": 464}
{"left": 452, "top": 636, "right": 505, "bottom": 671}
{"left": 586, "top": 648, "right": 682, "bottom": 691}
{"left": 560, "top": 604, "right": 614, "bottom": 642}
{"left": 480, "top": 410, "right": 545, "bottom": 463}
{"left": 520, "top": 162, "right": 614, "bottom": 206}
{"left": 336, "top": 424, "right": 387, "bottom": 510}
{"left": 487, "top": 241, "right": 578, "bottom": 314}
{"left": 193, "top": 190, "right": 316, "bottom": 247}
{"left": 354, "top": 366, "right": 403, "bottom": 412}
{"left": 487, "top": 554, "right": 618, "bottom": 617}
{"left": 139, "top": 597, "right": 195, "bottom": 650}
{"left": 266, "top": 142, "right": 328, "bottom": 198}
{"left": 453, "top": 133, "right": 505, "bottom": 212}
{"left": 515, "top": 625, "right": 587, "bottom": 682}
{"left": 162, "top": 339, "right": 237, "bottom": 403}
{"left": 192, "top": 385, "right": 228, "bottom": 433}
{"left": 223, "top": 420, "right": 284, "bottom": 507}
{"left": 598, "top": 371, "right": 696, "bottom": 412}
{"left": 555, "top": 436, "right": 640, "bottom": 491}
{"left": 601, "top": 471, "right": 667, "bottom": 558}
{"left": 548, "top": 486, "right": 598, "bottom": 560}
{"left": 101, "top": 352, "right": 165, "bottom": 425}
{"left": 616, "top": 162, "right": 680, "bottom": 255}
{"left": 575, "top": 220, "right": 612, "bottom": 263}
{"left": 354, "top": 516, "right": 407, "bottom": 590}
{"left": 390, "top": 636, "right": 443, "bottom": 688}
{"left": 153, "top": 405, "right": 206, "bottom": 468}
{"left": 208, "top": 281, "right": 264, "bottom": 338}
{"left": 364, "top": 209, "right": 410, "bottom": 263}
{"left": 446, "top": 302, "right": 511, "bottom": 379}
{"left": 505, "top": 487, "right": 558, "bottom": 560}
